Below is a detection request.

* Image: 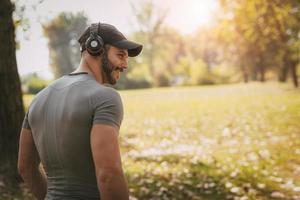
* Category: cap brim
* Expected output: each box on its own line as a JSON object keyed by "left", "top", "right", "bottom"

{"left": 112, "top": 40, "right": 143, "bottom": 57}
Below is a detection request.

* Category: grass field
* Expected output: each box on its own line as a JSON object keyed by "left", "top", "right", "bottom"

{"left": 22, "top": 82, "right": 300, "bottom": 200}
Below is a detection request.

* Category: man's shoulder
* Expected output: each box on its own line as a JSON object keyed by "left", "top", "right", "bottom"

{"left": 89, "top": 85, "right": 121, "bottom": 101}
{"left": 49, "top": 75, "right": 95, "bottom": 90}
{"left": 30, "top": 76, "right": 121, "bottom": 107}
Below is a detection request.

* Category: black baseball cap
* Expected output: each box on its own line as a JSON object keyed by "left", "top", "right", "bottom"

{"left": 78, "top": 22, "right": 143, "bottom": 57}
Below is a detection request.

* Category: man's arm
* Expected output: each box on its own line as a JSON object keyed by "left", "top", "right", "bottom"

{"left": 18, "top": 128, "right": 47, "bottom": 200}
{"left": 90, "top": 124, "right": 129, "bottom": 200}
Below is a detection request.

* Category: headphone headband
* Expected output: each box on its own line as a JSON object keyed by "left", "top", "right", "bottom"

{"left": 90, "top": 23, "right": 99, "bottom": 36}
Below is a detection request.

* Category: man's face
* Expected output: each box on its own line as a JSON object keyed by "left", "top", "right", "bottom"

{"left": 101, "top": 45, "right": 128, "bottom": 85}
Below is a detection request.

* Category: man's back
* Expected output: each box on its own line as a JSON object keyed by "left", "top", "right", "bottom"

{"left": 23, "top": 73, "right": 123, "bottom": 199}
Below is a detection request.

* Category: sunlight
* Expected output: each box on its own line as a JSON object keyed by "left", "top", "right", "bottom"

{"left": 166, "top": 0, "right": 218, "bottom": 33}
{"left": 189, "top": 0, "right": 215, "bottom": 21}
{"left": 16, "top": 0, "right": 219, "bottom": 76}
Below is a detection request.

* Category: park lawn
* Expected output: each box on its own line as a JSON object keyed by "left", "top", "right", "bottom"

{"left": 22, "top": 82, "right": 300, "bottom": 200}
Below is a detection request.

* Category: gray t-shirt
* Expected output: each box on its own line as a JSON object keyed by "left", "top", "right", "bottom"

{"left": 22, "top": 73, "right": 123, "bottom": 200}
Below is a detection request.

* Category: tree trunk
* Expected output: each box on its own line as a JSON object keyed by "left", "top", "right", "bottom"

{"left": 282, "top": 52, "right": 299, "bottom": 88}
{"left": 251, "top": 66, "right": 258, "bottom": 81}
{"left": 279, "top": 53, "right": 290, "bottom": 82}
{"left": 0, "top": 0, "right": 25, "bottom": 188}
{"left": 243, "top": 72, "right": 249, "bottom": 83}
{"left": 279, "top": 64, "right": 289, "bottom": 82}
{"left": 258, "top": 56, "right": 265, "bottom": 82}
{"left": 291, "top": 61, "right": 298, "bottom": 88}
{"left": 259, "top": 64, "right": 265, "bottom": 82}
{"left": 240, "top": 65, "right": 248, "bottom": 83}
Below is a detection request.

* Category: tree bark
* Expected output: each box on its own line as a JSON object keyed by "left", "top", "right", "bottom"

{"left": 291, "top": 61, "right": 298, "bottom": 88}
{"left": 257, "top": 55, "right": 265, "bottom": 82}
{"left": 259, "top": 64, "right": 265, "bottom": 82}
{"left": 240, "top": 65, "right": 248, "bottom": 83}
{"left": 279, "top": 53, "right": 290, "bottom": 82}
{"left": 0, "top": 0, "right": 25, "bottom": 187}
{"left": 281, "top": 52, "right": 299, "bottom": 88}
{"left": 251, "top": 65, "right": 258, "bottom": 81}
{"left": 243, "top": 72, "right": 249, "bottom": 83}
{"left": 278, "top": 64, "right": 289, "bottom": 82}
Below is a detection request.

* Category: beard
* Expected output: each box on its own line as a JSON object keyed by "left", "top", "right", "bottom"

{"left": 101, "top": 51, "right": 119, "bottom": 85}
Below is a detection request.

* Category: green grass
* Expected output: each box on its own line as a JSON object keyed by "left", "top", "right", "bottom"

{"left": 22, "top": 82, "right": 300, "bottom": 200}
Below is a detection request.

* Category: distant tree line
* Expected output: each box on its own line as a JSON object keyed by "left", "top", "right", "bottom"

{"left": 218, "top": 0, "right": 300, "bottom": 87}
{"left": 42, "top": 0, "right": 299, "bottom": 88}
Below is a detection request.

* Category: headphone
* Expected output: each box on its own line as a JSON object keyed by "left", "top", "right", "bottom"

{"left": 85, "top": 23, "right": 104, "bottom": 56}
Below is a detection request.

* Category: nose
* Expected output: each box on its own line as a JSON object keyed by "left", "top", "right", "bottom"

{"left": 120, "top": 59, "right": 128, "bottom": 70}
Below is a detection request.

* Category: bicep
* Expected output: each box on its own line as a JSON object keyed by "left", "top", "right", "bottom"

{"left": 90, "top": 124, "right": 123, "bottom": 174}
{"left": 18, "top": 128, "right": 40, "bottom": 170}
{"left": 92, "top": 89, "right": 124, "bottom": 129}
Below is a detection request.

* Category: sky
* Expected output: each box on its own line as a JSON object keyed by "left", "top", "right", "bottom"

{"left": 16, "top": 0, "right": 218, "bottom": 79}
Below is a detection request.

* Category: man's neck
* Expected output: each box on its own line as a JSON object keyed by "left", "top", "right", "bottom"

{"left": 75, "top": 58, "right": 106, "bottom": 85}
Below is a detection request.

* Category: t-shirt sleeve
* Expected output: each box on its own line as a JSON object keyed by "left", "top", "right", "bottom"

{"left": 91, "top": 88, "right": 124, "bottom": 129}
{"left": 22, "top": 111, "right": 31, "bottom": 130}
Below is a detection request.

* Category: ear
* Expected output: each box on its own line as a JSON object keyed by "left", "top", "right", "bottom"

{"left": 99, "top": 48, "right": 104, "bottom": 56}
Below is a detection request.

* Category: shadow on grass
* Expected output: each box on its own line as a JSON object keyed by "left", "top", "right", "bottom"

{"left": 125, "top": 154, "right": 288, "bottom": 200}
{"left": 3, "top": 154, "right": 293, "bottom": 199}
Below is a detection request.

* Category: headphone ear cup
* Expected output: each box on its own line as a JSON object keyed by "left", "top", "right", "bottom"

{"left": 85, "top": 34, "right": 104, "bottom": 56}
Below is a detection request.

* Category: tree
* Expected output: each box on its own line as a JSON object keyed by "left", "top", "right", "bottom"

{"left": 152, "top": 26, "right": 186, "bottom": 86}
{"left": 130, "top": 0, "right": 169, "bottom": 86}
{"left": 21, "top": 73, "right": 49, "bottom": 94}
{"left": 43, "top": 12, "right": 89, "bottom": 78}
{"left": 219, "top": 0, "right": 300, "bottom": 87}
{"left": 272, "top": 0, "right": 300, "bottom": 87}
{"left": 188, "top": 26, "right": 222, "bottom": 72}
{"left": 0, "top": 0, "right": 25, "bottom": 188}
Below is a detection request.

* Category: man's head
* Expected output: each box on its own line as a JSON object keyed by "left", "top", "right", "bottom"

{"left": 78, "top": 22, "right": 143, "bottom": 85}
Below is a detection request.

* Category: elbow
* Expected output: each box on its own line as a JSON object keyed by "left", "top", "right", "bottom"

{"left": 17, "top": 162, "right": 33, "bottom": 178}
{"left": 18, "top": 163, "right": 26, "bottom": 177}
{"left": 97, "top": 166, "right": 124, "bottom": 184}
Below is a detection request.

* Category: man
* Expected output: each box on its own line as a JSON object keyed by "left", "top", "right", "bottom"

{"left": 18, "top": 22, "right": 142, "bottom": 200}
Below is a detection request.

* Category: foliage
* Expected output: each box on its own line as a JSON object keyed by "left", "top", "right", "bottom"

{"left": 187, "top": 26, "right": 222, "bottom": 71}
{"left": 21, "top": 73, "right": 49, "bottom": 94}
{"left": 189, "top": 59, "right": 212, "bottom": 85}
{"left": 13, "top": 0, "right": 44, "bottom": 48}
{"left": 127, "top": 0, "right": 266, "bottom": 88}
{"left": 43, "top": 12, "right": 89, "bottom": 78}
{"left": 217, "top": 0, "right": 300, "bottom": 86}
{"left": 115, "top": 58, "right": 153, "bottom": 89}
{"left": 34, "top": 0, "right": 300, "bottom": 89}
{"left": 130, "top": 0, "right": 178, "bottom": 87}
